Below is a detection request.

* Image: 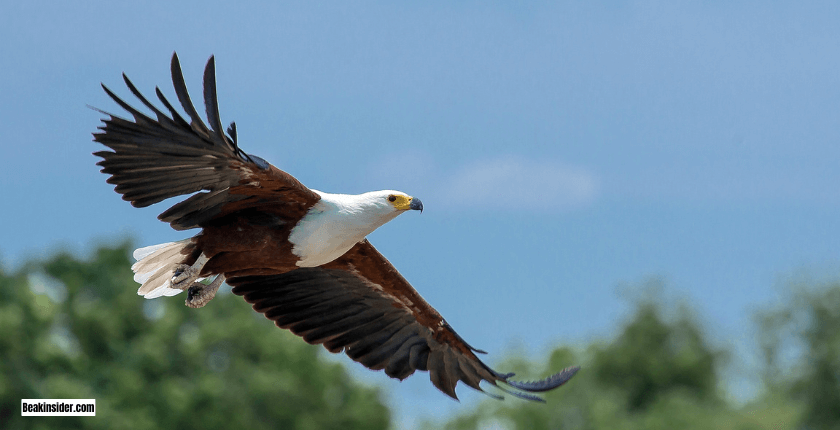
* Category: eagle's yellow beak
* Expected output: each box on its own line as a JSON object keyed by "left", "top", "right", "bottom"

{"left": 392, "top": 195, "right": 423, "bottom": 213}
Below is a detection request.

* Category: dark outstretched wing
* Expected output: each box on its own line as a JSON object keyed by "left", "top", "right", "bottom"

{"left": 93, "top": 53, "right": 320, "bottom": 230}
{"left": 228, "top": 240, "right": 579, "bottom": 401}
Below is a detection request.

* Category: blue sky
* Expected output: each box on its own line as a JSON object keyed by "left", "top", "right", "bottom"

{"left": 3, "top": 1, "right": 840, "bottom": 427}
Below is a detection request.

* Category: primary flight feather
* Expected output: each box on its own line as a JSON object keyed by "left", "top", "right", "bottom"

{"left": 93, "top": 53, "right": 578, "bottom": 401}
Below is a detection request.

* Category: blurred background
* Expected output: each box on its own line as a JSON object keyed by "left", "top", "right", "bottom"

{"left": 2, "top": 1, "right": 840, "bottom": 429}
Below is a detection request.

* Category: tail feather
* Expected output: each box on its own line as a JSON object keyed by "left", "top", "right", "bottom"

{"left": 132, "top": 239, "right": 196, "bottom": 298}
{"left": 133, "top": 242, "right": 174, "bottom": 261}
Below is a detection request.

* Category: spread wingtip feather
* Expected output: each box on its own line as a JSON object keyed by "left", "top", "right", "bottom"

{"left": 497, "top": 366, "right": 580, "bottom": 401}
{"left": 504, "top": 365, "right": 580, "bottom": 393}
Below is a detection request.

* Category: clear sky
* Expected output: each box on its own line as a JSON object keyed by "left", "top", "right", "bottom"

{"left": 3, "top": 1, "right": 840, "bottom": 427}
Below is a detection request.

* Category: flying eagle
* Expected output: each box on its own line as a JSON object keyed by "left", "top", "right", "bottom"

{"left": 92, "top": 53, "right": 578, "bottom": 401}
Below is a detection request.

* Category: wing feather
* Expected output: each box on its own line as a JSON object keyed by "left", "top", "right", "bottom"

{"left": 170, "top": 53, "right": 215, "bottom": 141}
{"left": 122, "top": 74, "right": 182, "bottom": 132}
{"left": 201, "top": 56, "right": 231, "bottom": 147}
{"left": 228, "top": 240, "right": 579, "bottom": 401}
{"left": 385, "top": 337, "right": 426, "bottom": 380}
{"left": 93, "top": 53, "right": 320, "bottom": 230}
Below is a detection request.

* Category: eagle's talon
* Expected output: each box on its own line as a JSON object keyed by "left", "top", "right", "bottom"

{"left": 172, "top": 263, "right": 197, "bottom": 285}
{"left": 185, "top": 283, "right": 209, "bottom": 308}
{"left": 187, "top": 284, "right": 201, "bottom": 298}
{"left": 185, "top": 275, "right": 225, "bottom": 309}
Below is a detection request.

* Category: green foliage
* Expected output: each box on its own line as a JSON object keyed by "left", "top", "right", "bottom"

{"left": 591, "top": 300, "right": 721, "bottom": 411}
{"left": 0, "top": 241, "right": 390, "bottom": 430}
{"left": 757, "top": 280, "right": 840, "bottom": 430}
{"left": 4, "top": 240, "right": 840, "bottom": 430}
{"left": 440, "top": 288, "right": 808, "bottom": 430}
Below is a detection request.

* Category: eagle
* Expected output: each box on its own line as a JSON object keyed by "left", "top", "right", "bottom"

{"left": 92, "top": 53, "right": 578, "bottom": 402}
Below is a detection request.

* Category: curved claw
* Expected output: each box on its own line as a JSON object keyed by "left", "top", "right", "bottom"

{"left": 185, "top": 274, "right": 226, "bottom": 309}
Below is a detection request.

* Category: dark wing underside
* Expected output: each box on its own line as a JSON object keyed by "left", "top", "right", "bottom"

{"left": 228, "top": 240, "right": 579, "bottom": 401}
{"left": 93, "top": 53, "right": 320, "bottom": 230}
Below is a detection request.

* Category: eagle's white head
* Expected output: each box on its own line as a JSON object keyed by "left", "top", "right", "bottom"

{"left": 341, "top": 190, "right": 423, "bottom": 215}
{"left": 289, "top": 189, "right": 423, "bottom": 267}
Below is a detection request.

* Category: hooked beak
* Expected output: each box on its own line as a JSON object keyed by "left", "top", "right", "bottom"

{"left": 409, "top": 197, "right": 423, "bottom": 213}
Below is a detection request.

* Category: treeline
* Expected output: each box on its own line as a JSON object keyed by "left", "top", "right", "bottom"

{"left": 439, "top": 282, "right": 839, "bottom": 430}
{"left": 0, "top": 242, "right": 389, "bottom": 430}
{"left": 1, "top": 242, "right": 838, "bottom": 429}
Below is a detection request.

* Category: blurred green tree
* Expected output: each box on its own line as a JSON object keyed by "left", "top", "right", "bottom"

{"left": 757, "top": 280, "right": 840, "bottom": 430}
{"left": 0, "top": 241, "right": 390, "bottom": 430}
{"left": 591, "top": 300, "right": 719, "bottom": 410}
{"left": 441, "top": 283, "right": 803, "bottom": 430}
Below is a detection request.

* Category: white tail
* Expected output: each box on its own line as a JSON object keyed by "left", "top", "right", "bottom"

{"left": 132, "top": 240, "right": 197, "bottom": 299}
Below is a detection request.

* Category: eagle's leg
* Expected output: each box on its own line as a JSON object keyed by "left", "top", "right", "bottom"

{"left": 185, "top": 274, "right": 226, "bottom": 309}
{"left": 171, "top": 253, "right": 209, "bottom": 288}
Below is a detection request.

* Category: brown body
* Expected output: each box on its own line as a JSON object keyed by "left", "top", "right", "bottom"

{"left": 199, "top": 213, "right": 303, "bottom": 276}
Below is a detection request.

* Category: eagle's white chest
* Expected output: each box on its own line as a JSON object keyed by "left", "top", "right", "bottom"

{"left": 288, "top": 191, "right": 400, "bottom": 267}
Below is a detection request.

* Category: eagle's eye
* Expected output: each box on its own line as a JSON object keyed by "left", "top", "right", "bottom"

{"left": 388, "top": 195, "right": 397, "bottom": 202}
